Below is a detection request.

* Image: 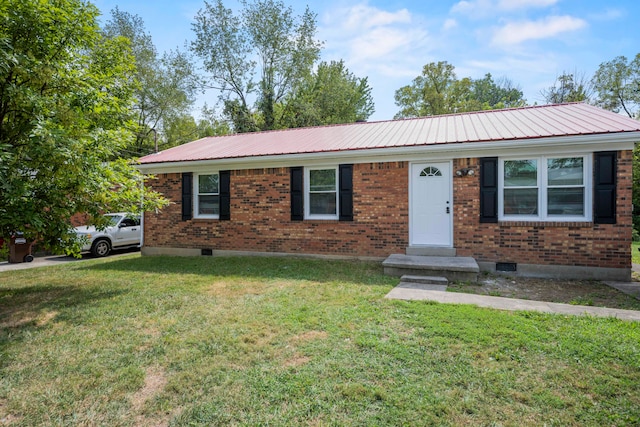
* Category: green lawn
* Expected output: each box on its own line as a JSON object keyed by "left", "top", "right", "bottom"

{"left": 633, "top": 242, "right": 640, "bottom": 265}
{"left": 1, "top": 255, "right": 639, "bottom": 426}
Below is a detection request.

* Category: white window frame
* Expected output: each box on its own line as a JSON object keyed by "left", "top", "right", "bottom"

{"left": 194, "top": 172, "right": 220, "bottom": 219}
{"left": 305, "top": 166, "right": 339, "bottom": 220}
{"left": 498, "top": 155, "right": 592, "bottom": 222}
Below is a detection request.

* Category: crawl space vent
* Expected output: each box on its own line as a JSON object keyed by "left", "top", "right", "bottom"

{"left": 496, "top": 262, "right": 517, "bottom": 272}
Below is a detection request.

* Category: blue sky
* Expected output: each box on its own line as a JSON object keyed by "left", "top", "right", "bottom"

{"left": 93, "top": 0, "right": 639, "bottom": 121}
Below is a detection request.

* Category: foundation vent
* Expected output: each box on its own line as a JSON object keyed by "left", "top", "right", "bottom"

{"left": 496, "top": 262, "right": 517, "bottom": 272}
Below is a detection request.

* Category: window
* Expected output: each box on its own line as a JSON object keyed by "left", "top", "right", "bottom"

{"left": 503, "top": 160, "right": 538, "bottom": 215}
{"left": 499, "top": 155, "right": 590, "bottom": 221}
{"left": 306, "top": 167, "right": 338, "bottom": 219}
{"left": 547, "top": 158, "right": 584, "bottom": 216}
{"left": 120, "top": 216, "right": 140, "bottom": 227}
{"left": 420, "top": 166, "right": 442, "bottom": 177}
{"left": 195, "top": 173, "right": 219, "bottom": 218}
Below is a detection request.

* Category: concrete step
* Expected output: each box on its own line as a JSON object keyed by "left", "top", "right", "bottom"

{"left": 406, "top": 246, "right": 457, "bottom": 257}
{"left": 398, "top": 275, "right": 448, "bottom": 291}
{"left": 383, "top": 254, "right": 479, "bottom": 282}
{"left": 396, "top": 282, "right": 448, "bottom": 292}
{"left": 400, "top": 275, "right": 449, "bottom": 286}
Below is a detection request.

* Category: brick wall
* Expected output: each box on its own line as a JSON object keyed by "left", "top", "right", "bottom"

{"left": 453, "top": 150, "right": 632, "bottom": 269}
{"left": 144, "top": 151, "right": 632, "bottom": 269}
{"left": 143, "top": 162, "right": 409, "bottom": 257}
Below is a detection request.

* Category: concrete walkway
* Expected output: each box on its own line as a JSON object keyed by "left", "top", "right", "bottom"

{"left": 605, "top": 281, "right": 640, "bottom": 299}
{"left": 385, "top": 286, "right": 640, "bottom": 321}
{"left": 385, "top": 265, "right": 640, "bottom": 321}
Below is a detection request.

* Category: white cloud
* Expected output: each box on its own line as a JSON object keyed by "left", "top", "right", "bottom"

{"left": 320, "top": 3, "right": 429, "bottom": 76}
{"left": 491, "top": 15, "right": 587, "bottom": 46}
{"left": 443, "top": 18, "right": 458, "bottom": 31}
{"left": 349, "top": 27, "right": 417, "bottom": 63}
{"left": 316, "top": 2, "right": 436, "bottom": 120}
{"left": 452, "top": 0, "right": 558, "bottom": 16}
{"left": 496, "top": 0, "right": 557, "bottom": 10}
{"left": 451, "top": 0, "right": 492, "bottom": 16}
{"left": 340, "top": 4, "right": 412, "bottom": 30}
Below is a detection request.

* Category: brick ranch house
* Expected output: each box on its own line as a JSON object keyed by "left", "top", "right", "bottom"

{"left": 138, "top": 103, "right": 640, "bottom": 281}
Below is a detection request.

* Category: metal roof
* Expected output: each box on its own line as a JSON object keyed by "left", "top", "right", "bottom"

{"left": 139, "top": 103, "right": 640, "bottom": 165}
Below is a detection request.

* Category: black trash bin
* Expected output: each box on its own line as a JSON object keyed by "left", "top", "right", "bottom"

{"left": 9, "top": 232, "right": 34, "bottom": 263}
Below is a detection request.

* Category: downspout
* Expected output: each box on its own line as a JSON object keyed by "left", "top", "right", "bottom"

{"left": 140, "top": 174, "right": 145, "bottom": 252}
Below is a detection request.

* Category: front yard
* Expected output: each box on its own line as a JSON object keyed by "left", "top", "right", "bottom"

{"left": 1, "top": 255, "right": 639, "bottom": 426}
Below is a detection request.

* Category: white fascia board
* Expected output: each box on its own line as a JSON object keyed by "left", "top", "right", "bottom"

{"left": 138, "top": 132, "right": 640, "bottom": 174}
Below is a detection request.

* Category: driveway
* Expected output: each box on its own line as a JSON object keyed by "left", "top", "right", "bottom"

{"left": 0, "top": 249, "right": 139, "bottom": 273}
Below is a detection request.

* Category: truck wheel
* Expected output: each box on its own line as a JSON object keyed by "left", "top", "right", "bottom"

{"left": 91, "top": 239, "right": 111, "bottom": 257}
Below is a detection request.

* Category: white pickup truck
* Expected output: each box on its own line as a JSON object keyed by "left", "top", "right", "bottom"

{"left": 74, "top": 213, "right": 141, "bottom": 257}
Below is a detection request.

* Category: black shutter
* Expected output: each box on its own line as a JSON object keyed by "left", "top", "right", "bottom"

{"left": 594, "top": 151, "right": 616, "bottom": 224}
{"left": 182, "top": 172, "right": 193, "bottom": 221}
{"left": 339, "top": 164, "right": 354, "bottom": 221}
{"left": 219, "top": 170, "right": 231, "bottom": 221}
{"left": 290, "top": 166, "right": 304, "bottom": 221}
{"left": 480, "top": 157, "right": 498, "bottom": 223}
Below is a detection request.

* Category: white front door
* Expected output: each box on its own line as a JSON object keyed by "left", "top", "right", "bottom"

{"left": 410, "top": 162, "right": 452, "bottom": 246}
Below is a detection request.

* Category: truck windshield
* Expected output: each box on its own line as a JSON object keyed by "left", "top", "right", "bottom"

{"left": 105, "top": 215, "right": 123, "bottom": 226}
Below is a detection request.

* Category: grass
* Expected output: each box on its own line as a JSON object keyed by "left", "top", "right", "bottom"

{"left": 569, "top": 296, "right": 594, "bottom": 306}
{"left": 633, "top": 242, "right": 640, "bottom": 265}
{"left": 1, "top": 255, "right": 640, "bottom": 426}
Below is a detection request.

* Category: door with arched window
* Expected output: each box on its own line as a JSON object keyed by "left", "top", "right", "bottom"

{"left": 410, "top": 162, "right": 452, "bottom": 247}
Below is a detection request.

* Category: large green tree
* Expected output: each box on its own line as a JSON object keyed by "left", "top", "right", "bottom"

{"left": 394, "top": 61, "right": 458, "bottom": 118}
{"left": 470, "top": 73, "right": 526, "bottom": 110}
{"left": 104, "top": 8, "right": 197, "bottom": 156}
{"left": 0, "top": 0, "right": 167, "bottom": 255}
{"left": 280, "top": 60, "right": 375, "bottom": 128}
{"left": 592, "top": 54, "right": 640, "bottom": 119}
{"left": 394, "top": 61, "right": 526, "bottom": 119}
{"left": 191, "top": 0, "right": 322, "bottom": 132}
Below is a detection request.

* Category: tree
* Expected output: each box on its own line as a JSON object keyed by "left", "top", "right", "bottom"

{"left": 280, "top": 60, "right": 375, "bottom": 128}
{"left": 541, "top": 72, "right": 592, "bottom": 104}
{"left": 592, "top": 54, "right": 640, "bottom": 119}
{"left": 196, "top": 105, "right": 232, "bottom": 137}
{"left": 191, "top": 0, "right": 322, "bottom": 132}
{"left": 394, "top": 61, "right": 458, "bottom": 118}
{"left": 471, "top": 74, "right": 527, "bottom": 110}
{"left": 394, "top": 62, "right": 526, "bottom": 119}
{"left": 104, "top": 8, "right": 197, "bottom": 157}
{"left": 163, "top": 105, "right": 230, "bottom": 148}
{"left": 0, "top": 0, "right": 167, "bottom": 255}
